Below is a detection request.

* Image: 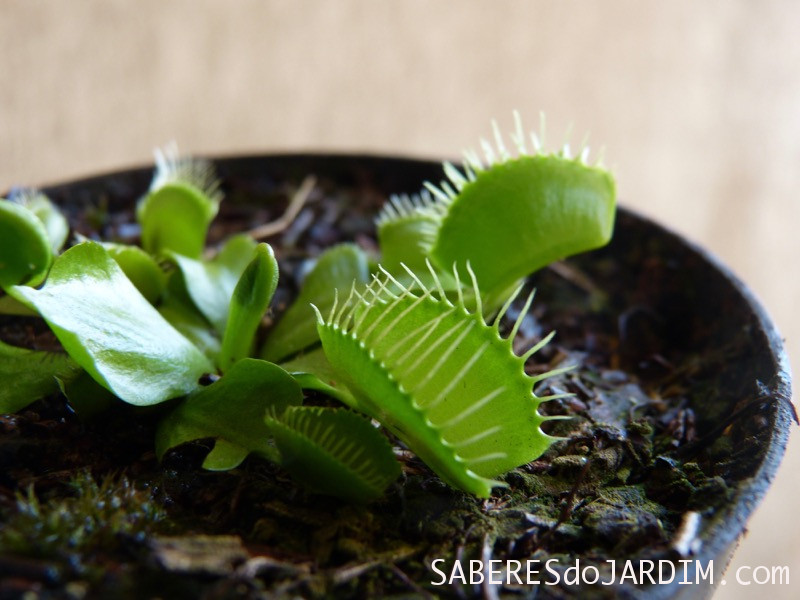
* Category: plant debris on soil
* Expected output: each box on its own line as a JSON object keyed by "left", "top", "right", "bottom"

{"left": 0, "top": 157, "right": 787, "bottom": 599}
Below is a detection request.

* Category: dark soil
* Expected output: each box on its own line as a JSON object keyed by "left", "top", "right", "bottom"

{"left": 0, "top": 155, "right": 790, "bottom": 599}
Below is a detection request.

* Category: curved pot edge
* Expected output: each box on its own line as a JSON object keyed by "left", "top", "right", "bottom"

{"left": 614, "top": 207, "right": 794, "bottom": 598}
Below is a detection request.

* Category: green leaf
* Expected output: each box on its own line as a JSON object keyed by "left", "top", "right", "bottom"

{"left": 169, "top": 234, "right": 257, "bottom": 334}
{"left": 137, "top": 149, "right": 221, "bottom": 258}
{"left": 159, "top": 296, "right": 221, "bottom": 363}
{"left": 201, "top": 439, "right": 251, "bottom": 470}
{"left": 102, "top": 242, "right": 167, "bottom": 304}
{"left": 265, "top": 406, "right": 401, "bottom": 503}
{"left": 155, "top": 358, "right": 302, "bottom": 470}
{"left": 376, "top": 192, "right": 441, "bottom": 275}
{"left": 9, "top": 189, "right": 69, "bottom": 254}
{"left": 139, "top": 182, "right": 216, "bottom": 258}
{"left": 315, "top": 266, "right": 569, "bottom": 497}
{"left": 10, "top": 242, "right": 212, "bottom": 406}
{"left": 0, "top": 294, "right": 37, "bottom": 316}
{"left": 0, "top": 199, "right": 53, "bottom": 289}
{"left": 422, "top": 119, "right": 616, "bottom": 297}
{"left": 281, "top": 346, "right": 356, "bottom": 406}
{"left": 57, "top": 370, "right": 117, "bottom": 420}
{"left": 0, "top": 340, "right": 81, "bottom": 413}
{"left": 261, "top": 243, "right": 370, "bottom": 363}
{"left": 219, "top": 243, "right": 279, "bottom": 372}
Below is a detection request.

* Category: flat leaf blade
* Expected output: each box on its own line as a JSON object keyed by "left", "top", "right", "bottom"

{"left": 0, "top": 340, "right": 81, "bottom": 413}
{"left": 261, "top": 243, "right": 369, "bottom": 362}
{"left": 170, "top": 234, "right": 257, "bottom": 334}
{"left": 10, "top": 242, "right": 212, "bottom": 406}
{"left": 155, "top": 358, "right": 302, "bottom": 466}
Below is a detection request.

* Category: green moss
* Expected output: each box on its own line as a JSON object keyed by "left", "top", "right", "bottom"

{"left": 0, "top": 470, "right": 163, "bottom": 559}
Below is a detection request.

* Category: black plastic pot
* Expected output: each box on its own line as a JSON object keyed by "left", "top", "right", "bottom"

{"left": 7, "top": 154, "right": 794, "bottom": 598}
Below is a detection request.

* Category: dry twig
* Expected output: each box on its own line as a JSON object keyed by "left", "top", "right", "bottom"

{"left": 247, "top": 175, "right": 317, "bottom": 240}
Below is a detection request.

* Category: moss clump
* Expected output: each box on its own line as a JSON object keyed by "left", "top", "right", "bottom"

{"left": 0, "top": 470, "right": 163, "bottom": 560}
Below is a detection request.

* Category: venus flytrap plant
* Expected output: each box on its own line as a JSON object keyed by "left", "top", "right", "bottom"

{"left": 0, "top": 114, "right": 617, "bottom": 504}
{"left": 8, "top": 242, "right": 213, "bottom": 406}
{"left": 266, "top": 116, "right": 615, "bottom": 356}
{"left": 0, "top": 339, "right": 81, "bottom": 413}
{"left": 265, "top": 406, "right": 401, "bottom": 503}
{"left": 375, "top": 191, "right": 441, "bottom": 276}
{"left": 8, "top": 188, "right": 70, "bottom": 255}
{"left": 167, "top": 234, "right": 258, "bottom": 335}
{"left": 219, "top": 243, "right": 279, "bottom": 371}
{"left": 131, "top": 152, "right": 400, "bottom": 495}
{"left": 0, "top": 196, "right": 55, "bottom": 289}
{"left": 375, "top": 113, "right": 615, "bottom": 303}
{"left": 311, "top": 262, "right": 572, "bottom": 497}
{"left": 99, "top": 242, "right": 167, "bottom": 304}
{"left": 0, "top": 153, "right": 278, "bottom": 416}
{"left": 156, "top": 359, "right": 302, "bottom": 470}
{"left": 260, "top": 243, "right": 371, "bottom": 363}
{"left": 137, "top": 143, "right": 222, "bottom": 259}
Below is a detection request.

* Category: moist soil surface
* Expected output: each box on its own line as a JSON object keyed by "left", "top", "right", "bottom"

{"left": 0, "top": 156, "right": 785, "bottom": 599}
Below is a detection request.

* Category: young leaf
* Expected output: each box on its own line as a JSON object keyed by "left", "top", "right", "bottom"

{"left": 102, "top": 242, "right": 167, "bottom": 304}
{"left": 265, "top": 406, "right": 401, "bottom": 503}
{"left": 315, "top": 264, "right": 569, "bottom": 497}
{"left": 260, "top": 243, "right": 370, "bottom": 363}
{"left": 375, "top": 191, "right": 441, "bottom": 274}
{"left": 0, "top": 198, "right": 53, "bottom": 289}
{"left": 169, "top": 234, "right": 257, "bottom": 334}
{"left": 137, "top": 146, "right": 222, "bottom": 258}
{"left": 219, "top": 243, "right": 279, "bottom": 372}
{"left": 376, "top": 196, "right": 463, "bottom": 297}
{"left": 155, "top": 358, "right": 302, "bottom": 470}
{"left": 0, "top": 340, "right": 81, "bottom": 413}
{"left": 10, "top": 242, "right": 213, "bottom": 406}
{"left": 8, "top": 189, "right": 69, "bottom": 254}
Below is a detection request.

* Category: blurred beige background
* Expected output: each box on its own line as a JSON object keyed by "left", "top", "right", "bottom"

{"left": 1, "top": 1, "right": 797, "bottom": 596}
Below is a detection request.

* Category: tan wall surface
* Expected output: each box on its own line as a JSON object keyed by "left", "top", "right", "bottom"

{"left": 2, "top": 1, "right": 798, "bottom": 596}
